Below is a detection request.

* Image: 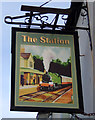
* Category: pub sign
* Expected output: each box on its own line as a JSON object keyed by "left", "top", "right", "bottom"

{"left": 11, "top": 27, "right": 84, "bottom": 113}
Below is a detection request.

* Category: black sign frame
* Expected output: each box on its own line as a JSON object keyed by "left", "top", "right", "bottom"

{"left": 11, "top": 27, "right": 84, "bottom": 113}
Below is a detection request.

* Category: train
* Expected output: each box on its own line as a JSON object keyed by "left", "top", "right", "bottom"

{"left": 39, "top": 72, "right": 72, "bottom": 91}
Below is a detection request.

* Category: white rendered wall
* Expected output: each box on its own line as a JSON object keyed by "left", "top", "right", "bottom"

{"left": 87, "top": 1, "right": 95, "bottom": 113}
{"left": 76, "top": 1, "right": 94, "bottom": 113}
{"left": 93, "top": 1, "right": 95, "bottom": 113}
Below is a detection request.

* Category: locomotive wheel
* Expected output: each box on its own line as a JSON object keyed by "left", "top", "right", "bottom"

{"left": 48, "top": 86, "right": 54, "bottom": 91}
{"left": 48, "top": 86, "right": 50, "bottom": 91}
{"left": 50, "top": 86, "right": 54, "bottom": 91}
{"left": 40, "top": 86, "right": 43, "bottom": 91}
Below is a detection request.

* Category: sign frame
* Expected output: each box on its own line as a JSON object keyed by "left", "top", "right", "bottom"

{"left": 11, "top": 27, "right": 84, "bottom": 113}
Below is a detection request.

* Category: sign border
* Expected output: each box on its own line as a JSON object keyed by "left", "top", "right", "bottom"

{"left": 11, "top": 27, "right": 84, "bottom": 113}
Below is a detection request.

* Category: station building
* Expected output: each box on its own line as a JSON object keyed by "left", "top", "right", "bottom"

{"left": 20, "top": 48, "right": 44, "bottom": 86}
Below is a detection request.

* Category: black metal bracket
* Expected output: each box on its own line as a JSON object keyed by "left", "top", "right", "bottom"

{"left": 4, "top": 4, "right": 90, "bottom": 31}
{"left": 4, "top": 5, "right": 71, "bottom": 30}
{"left": 80, "top": 2, "right": 92, "bottom": 51}
{"left": 4, "top": 2, "right": 92, "bottom": 50}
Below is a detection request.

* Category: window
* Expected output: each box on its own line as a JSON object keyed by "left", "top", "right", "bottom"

{"left": 30, "top": 62, "right": 32, "bottom": 67}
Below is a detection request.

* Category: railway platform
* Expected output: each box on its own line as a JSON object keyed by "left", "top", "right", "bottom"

{"left": 19, "top": 85, "right": 38, "bottom": 96}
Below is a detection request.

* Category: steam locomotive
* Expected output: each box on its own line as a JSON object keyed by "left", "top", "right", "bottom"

{"left": 39, "top": 72, "right": 72, "bottom": 91}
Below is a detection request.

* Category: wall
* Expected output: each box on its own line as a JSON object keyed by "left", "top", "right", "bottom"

{"left": 76, "top": 1, "right": 94, "bottom": 113}
{"left": 93, "top": 1, "right": 95, "bottom": 113}
{"left": 20, "top": 57, "right": 24, "bottom": 67}
{"left": 28, "top": 55, "right": 34, "bottom": 69}
{"left": 88, "top": 1, "right": 95, "bottom": 113}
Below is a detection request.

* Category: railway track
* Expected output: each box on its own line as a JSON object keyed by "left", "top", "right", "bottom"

{"left": 52, "top": 88, "right": 72, "bottom": 103}
{"left": 19, "top": 85, "right": 72, "bottom": 103}
{"left": 41, "top": 86, "right": 72, "bottom": 103}
{"left": 19, "top": 90, "right": 48, "bottom": 101}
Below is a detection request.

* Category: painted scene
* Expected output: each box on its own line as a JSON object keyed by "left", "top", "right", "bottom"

{"left": 19, "top": 45, "right": 73, "bottom": 104}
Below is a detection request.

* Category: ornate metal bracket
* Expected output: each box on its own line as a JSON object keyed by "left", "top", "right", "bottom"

{"left": 4, "top": 5, "right": 71, "bottom": 30}
{"left": 4, "top": 3, "right": 92, "bottom": 50}
{"left": 4, "top": 4, "right": 90, "bottom": 31}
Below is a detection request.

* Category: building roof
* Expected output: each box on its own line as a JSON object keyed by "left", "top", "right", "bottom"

{"left": 21, "top": 53, "right": 31, "bottom": 59}
{"left": 20, "top": 67, "right": 44, "bottom": 75}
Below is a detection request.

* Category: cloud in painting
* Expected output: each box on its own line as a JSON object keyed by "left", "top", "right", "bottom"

{"left": 21, "top": 45, "right": 71, "bottom": 63}
{"left": 42, "top": 48, "right": 56, "bottom": 72}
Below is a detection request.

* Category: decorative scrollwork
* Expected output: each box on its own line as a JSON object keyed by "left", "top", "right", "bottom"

{"left": 34, "top": 15, "right": 49, "bottom": 25}
{"left": 61, "top": 15, "right": 68, "bottom": 25}
{"left": 81, "top": 7, "right": 87, "bottom": 17}
{"left": 81, "top": 6, "right": 88, "bottom": 24}
{"left": 4, "top": 16, "right": 13, "bottom": 23}
{"left": 24, "top": 18, "right": 30, "bottom": 23}
{"left": 61, "top": 14, "right": 68, "bottom": 20}
{"left": 4, "top": 4, "right": 89, "bottom": 31}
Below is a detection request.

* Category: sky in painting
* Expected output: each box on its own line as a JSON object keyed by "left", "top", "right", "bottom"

{"left": 21, "top": 45, "right": 71, "bottom": 62}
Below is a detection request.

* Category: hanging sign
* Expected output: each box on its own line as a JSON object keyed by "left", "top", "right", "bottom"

{"left": 11, "top": 27, "right": 84, "bottom": 113}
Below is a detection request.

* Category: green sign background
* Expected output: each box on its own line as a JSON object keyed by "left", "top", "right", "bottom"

{"left": 15, "top": 31, "right": 79, "bottom": 109}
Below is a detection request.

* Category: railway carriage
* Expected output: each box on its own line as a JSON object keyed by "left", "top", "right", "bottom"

{"left": 61, "top": 76, "right": 72, "bottom": 86}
